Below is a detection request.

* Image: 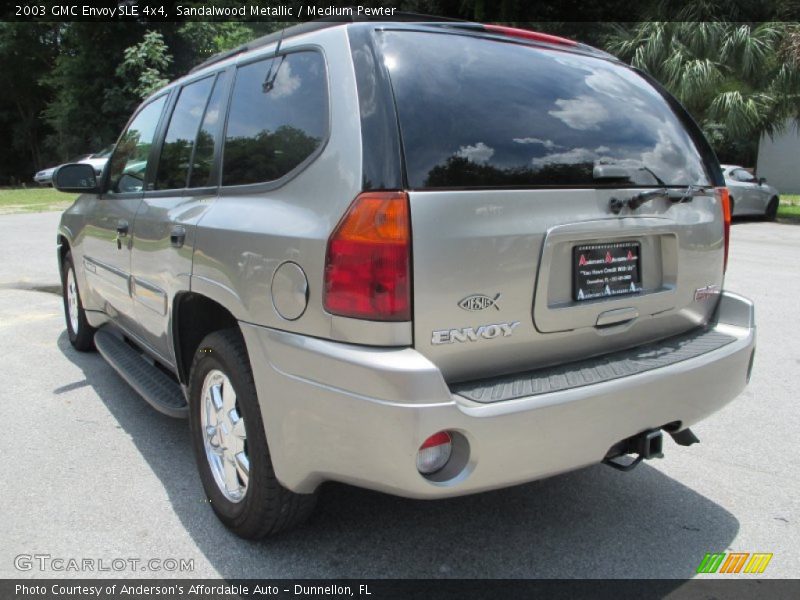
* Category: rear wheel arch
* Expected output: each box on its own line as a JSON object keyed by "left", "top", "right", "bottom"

{"left": 172, "top": 292, "right": 239, "bottom": 384}
{"left": 57, "top": 235, "right": 71, "bottom": 275}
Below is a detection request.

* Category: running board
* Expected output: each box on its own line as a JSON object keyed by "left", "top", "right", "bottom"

{"left": 94, "top": 329, "right": 188, "bottom": 419}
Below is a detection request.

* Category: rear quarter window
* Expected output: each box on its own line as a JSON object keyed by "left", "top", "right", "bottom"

{"left": 222, "top": 50, "right": 328, "bottom": 186}
{"left": 155, "top": 75, "right": 214, "bottom": 190}
{"left": 377, "top": 30, "right": 711, "bottom": 189}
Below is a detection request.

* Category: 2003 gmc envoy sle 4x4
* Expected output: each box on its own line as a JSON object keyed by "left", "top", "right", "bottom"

{"left": 53, "top": 17, "right": 756, "bottom": 539}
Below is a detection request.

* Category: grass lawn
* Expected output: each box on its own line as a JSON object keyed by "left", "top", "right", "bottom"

{"left": 780, "top": 194, "right": 800, "bottom": 205}
{"left": 0, "top": 187, "right": 77, "bottom": 214}
{"left": 778, "top": 194, "right": 800, "bottom": 220}
{"left": 778, "top": 204, "right": 800, "bottom": 219}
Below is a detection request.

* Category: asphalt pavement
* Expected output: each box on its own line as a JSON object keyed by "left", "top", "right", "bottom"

{"left": 0, "top": 211, "right": 797, "bottom": 579}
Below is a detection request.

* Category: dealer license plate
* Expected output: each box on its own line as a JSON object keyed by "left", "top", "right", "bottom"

{"left": 573, "top": 242, "right": 642, "bottom": 301}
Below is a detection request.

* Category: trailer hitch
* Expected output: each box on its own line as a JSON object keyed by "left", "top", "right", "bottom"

{"left": 603, "top": 428, "right": 664, "bottom": 472}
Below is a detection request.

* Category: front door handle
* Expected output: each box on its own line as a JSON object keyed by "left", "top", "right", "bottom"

{"left": 115, "top": 220, "right": 129, "bottom": 249}
{"left": 170, "top": 226, "right": 186, "bottom": 248}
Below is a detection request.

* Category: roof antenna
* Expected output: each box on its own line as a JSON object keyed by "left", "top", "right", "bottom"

{"left": 262, "top": 27, "right": 286, "bottom": 93}
{"left": 273, "top": 25, "right": 285, "bottom": 56}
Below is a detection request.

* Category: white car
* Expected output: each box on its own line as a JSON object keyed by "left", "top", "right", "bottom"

{"left": 34, "top": 147, "right": 112, "bottom": 186}
{"left": 721, "top": 164, "right": 780, "bottom": 219}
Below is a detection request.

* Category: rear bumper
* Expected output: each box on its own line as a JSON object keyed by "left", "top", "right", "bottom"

{"left": 241, "top": 291, "right": 755, "bottom": 498}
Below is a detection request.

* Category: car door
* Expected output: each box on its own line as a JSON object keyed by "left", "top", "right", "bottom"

{"left": 80, "top": 95, "right": 168, "bottom": 332}
{"left": 130, "top": 71, "right": 230, "bottom": 364}
{"left": 732, "top": 168, "right": 761, "bottom": 213}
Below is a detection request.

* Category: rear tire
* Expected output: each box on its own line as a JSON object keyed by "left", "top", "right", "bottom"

{"left": 188, "top": 328, "right": 317, "bottom": 539}
{"left": 764, "top": 197, "right": 779, "bottom": 221}
{"left": 61, "top": 251, "right": 96, "bottom": 351}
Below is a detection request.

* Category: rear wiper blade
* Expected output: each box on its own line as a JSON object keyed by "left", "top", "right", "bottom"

{"left": 627, "top": 185, "right": 713, "bottom": 211}
{"left": 592, "top": 164, "right": 667, "bottom": 186}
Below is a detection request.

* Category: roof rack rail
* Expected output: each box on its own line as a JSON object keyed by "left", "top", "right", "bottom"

{"left": 189, "top": 12, "right": 467, "bottom": 74}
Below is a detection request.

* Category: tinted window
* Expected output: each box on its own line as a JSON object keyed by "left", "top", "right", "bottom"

{"left": 189, "top": 71, "right": 229, "bottom": 188}
{"left": 155, "top": 77, "right": 214, "bottom": 190}
{"left": 732, "top": 168, "right": 755, "bottom": 183}
{"left": 107, "top": 95, "right": 167, "bottom": 194}
{"left": 378, "top": 31, "right": 711, "bottom": 189}
{"left": 222, "top": 51, "right": 328, "bottom": 186}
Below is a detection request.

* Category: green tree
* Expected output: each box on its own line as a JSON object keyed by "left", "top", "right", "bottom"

{"left": 177, "top": 22, "right": 262, "bottom": 60}
{"left": 42, "top": 23, "right": 145, "bottom": 163}
{"left": 116, "top": 31, "right": 173, "bottom": 100}
{"left": 608, "top": 19, "right": 800, "bottom": 164}
{"left": 0, "top": 23, "right": 60, "bottom": 180}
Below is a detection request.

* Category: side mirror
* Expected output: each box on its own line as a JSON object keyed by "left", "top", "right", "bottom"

{"left": 758, "top": 177, "right": 767, "bottom": 185}
{"left": 53, "top": 163, "right": 101, "bottom": 194}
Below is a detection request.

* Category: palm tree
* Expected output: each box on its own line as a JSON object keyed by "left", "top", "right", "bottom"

{"left": 607, "top": 19, "right": 800, "bottom": 162}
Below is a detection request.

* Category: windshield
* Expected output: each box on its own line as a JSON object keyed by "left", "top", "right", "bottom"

{"left": 377, "top": 30, "right": 711, "bottom": 189}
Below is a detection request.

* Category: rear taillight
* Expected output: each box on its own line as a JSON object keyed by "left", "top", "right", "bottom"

{"left": 324, "top": 191, "right": 411, "bottom": 321}
{"left": 716, "top": 187, "right": 731, "bottom": 272}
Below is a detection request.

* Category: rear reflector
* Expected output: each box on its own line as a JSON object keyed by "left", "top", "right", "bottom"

{"left": 324, "top": 191, "right": 411, "bottom": 321}
{"left": 483, "top": 24, "right": 577, "bottom": 46}
{"left": 717, "top": 187, "right": 731, "bottom": 272}
{"left": 417, "top": 431, "right": 453, "bottom": 475}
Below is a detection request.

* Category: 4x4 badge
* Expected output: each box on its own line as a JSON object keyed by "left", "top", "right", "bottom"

{"left": 694, "top": 285, "right": 721, "bottom": 302}
{"left": 459, "top": 293, "right": 502, "bottom": 311}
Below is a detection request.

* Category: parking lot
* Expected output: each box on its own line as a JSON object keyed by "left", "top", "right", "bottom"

{"left": 0, "top": 210, "right": 798, "bottom": 579}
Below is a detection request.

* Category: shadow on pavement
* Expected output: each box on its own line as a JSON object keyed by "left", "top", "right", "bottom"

{"left": 732, "top": 214, "right": 799, "bottom": 226}
{"left": 58, "top": 330, "right": 738, "bottom": 579}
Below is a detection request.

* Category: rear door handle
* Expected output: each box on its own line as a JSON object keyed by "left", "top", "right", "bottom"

{"left": 170, "top": 226, "right": 186, "bottom": 248}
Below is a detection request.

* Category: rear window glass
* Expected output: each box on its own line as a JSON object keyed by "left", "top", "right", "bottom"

{"left": 222, "top": 51, "right": 328, "bottom": 186}
{"left": 378, "top": 31, "right": 710, "bottom": 189}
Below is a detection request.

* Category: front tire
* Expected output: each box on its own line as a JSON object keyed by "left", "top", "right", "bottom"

{"left": 188, "top": 328, "right": 316, "bottom": 539}
{"left": 764, "top": 197, "right": 779, "bottom": 221}
{"left": 61, "top": 251, "right": 96, "bottom": 351}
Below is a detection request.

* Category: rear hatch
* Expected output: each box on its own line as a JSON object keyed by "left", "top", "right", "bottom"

{"left": 376, "top": 28, "right": 725, "bottom": 382}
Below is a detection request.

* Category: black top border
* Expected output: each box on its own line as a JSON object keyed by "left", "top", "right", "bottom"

{"left": 1, "top": 0, "right": 799, "bottom": 22}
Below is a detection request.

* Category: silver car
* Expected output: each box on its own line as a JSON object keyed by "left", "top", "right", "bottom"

{"left": 34, "top": 147, "right": 112, "bottom": 186}
{"left": 52, "top": 20, "right": 756, "bottom": 539}
{"left": 722, "top": 164, "right": 780, "bottom": 219}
